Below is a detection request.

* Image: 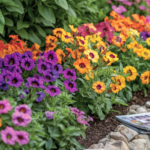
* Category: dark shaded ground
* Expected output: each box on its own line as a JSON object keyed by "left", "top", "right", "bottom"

{"left": 76, "top": 90, "right": 150, "bottom": 148}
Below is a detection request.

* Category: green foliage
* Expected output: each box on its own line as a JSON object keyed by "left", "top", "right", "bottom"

{"left": 0, "top": 0, "right": 110, "bottom": 47}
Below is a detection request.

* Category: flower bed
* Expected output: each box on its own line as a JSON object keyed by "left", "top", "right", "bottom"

{"left": 0, "top": 10, "right": 150, "bottom": 149}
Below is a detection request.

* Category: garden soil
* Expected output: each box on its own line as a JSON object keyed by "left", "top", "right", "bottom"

{"left": 76, "top": 90, "right": 150, "bottom": 148}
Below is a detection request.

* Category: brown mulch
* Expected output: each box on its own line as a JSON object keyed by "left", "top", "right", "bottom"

{"left": 76, "top": 90, "right": 150, "bottom": 148}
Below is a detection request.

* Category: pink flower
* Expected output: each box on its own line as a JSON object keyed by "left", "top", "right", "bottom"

{"left": 0, "top": 99, "right": 12, "bottom": 114}
{"left": 139, "top": 6, "right": 147, "bottom": 10}
{"left": 146, "top": 15, "right": 150, "bottom": 24}
{"left": 88, "top": 115, "right": 93, "bottom": 121}
{"left": 123, "top": 1, "right": 133, "bottom": 6}
{"left": 1, "top": 126, "right": 17, "bottom": 145}
{"left": 112, "top": 5, "right": 127, "bottom": 14}
{"left": 136, "top": 0, "right": 140, "bottom": 2}
{"left": 70, "top": 107, "right": 85, "bottom": 117}
{"left": 77, "top": 116, "right": 89, "bottom": 126}
{"left": 15, "top": 104, "right": 32, "bottom": 116}
{"left": 108, "top": 1, "right": 112, "bottom": 4}
{"left": 146, "top": 0, "right": 150, "bottom": 6}
{"left": 15, "top": 131, "right": 29, "bottom": 145}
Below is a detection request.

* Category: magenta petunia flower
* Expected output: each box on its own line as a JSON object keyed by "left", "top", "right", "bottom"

{"left": 88, "top": 115, "right": 93, "bottom": 121}
{"left": 44, "top": 50, "right": 58, "bottom": 64}
{"left": 123, "top": 1, "right": 133, "bottom": 6}
{"left": 1, "top": 126, "right": 17, "bottom": 145}
{"left": 37, "top": 61, "right": 51, "bottom": 74}
{"left": 12, "top": 113, "right": 31, "bottom": 127}
{"left": 146, "top": 15, "right": 150, "bottom": 24}
{"left": 112, "top": 5, "right": 127, "bottom": 14}
{"left": 64, "top": 80, "right": 78, "bottom": 93}
{"left": 45, "top": 85, "right": 61, "bottom": 97}
{"left": 15, "top": 104, "right": 32, "bottom": 116}
{"left": 70, "top": 107, "right": 85, "bottom": 117}
{"left": 139, "top": 5, "right": 147, "bottom": 10}
{"left": 0, "top": 99, "right": 12, "bottom": 114}
{"left": 77, "top": 116, "right": 89, "bottom": 126}
{"left": 63, "top": 69, "right": 77, "bottom": 81}
{"left": 15, "top": 131, "right": 29, "bottom": 145}
{"left": 45, "top": 111, "right": 56, "bottom": 119}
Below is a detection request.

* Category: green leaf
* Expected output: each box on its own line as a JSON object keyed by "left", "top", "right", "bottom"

{"left": 67, "top": 5, "right": 76, "bottom": 18}
{"left": 17, "top": 20, "right": 30, "bottom": 30}
{"left": 125, "top": 90, "right": 132, "bottom": 102}
{"left": 38, "top": 4, "right": 56, "bottom": 24}
{"left": 97, "top": 106, "right": 105, "bottom": 120}
{"left": 55, "top": 0, "right": 68, "bottom": 10}
{"left": 29, "top": 30, "right": 41, "bottom": 45}
{"left": 45, "top": 138, "right": 53, "bottom": 150}
{"left": 0, "top": 0, "right": 19, "bottom": 7}
{"left": 6, "top": 0, "right": 24, "bottom": 14}
{"left": 38, "top": 17, "right": 54, "bottom": 27}
{"left": 119, "top": 62, "right": 123, "bottom": 72}
{"left": 132, "top": 83, "right": 139, "bottom": 92}
{"left": 5, "top": 17, "right": 13, "bottom": 26}
{"left": 105, "top": 100, "right": 112, "bottom": 114}
{"left": 0, "top": 9, "right": 5, "bottom": 34}
{"left": 70, "top": 138, "right": 85, "bottom": 149}
{"left": 14, "top": 28, "right": 28, "bottom": 40}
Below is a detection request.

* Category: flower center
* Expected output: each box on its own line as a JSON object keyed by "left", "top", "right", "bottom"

{"left": 25, "top": 62, "right": 30, "bottom": 67}
{"left": 7, "top": 134, "right": 11, "bottom": 139}
{"left": 69, "top": 83, "right": 73, "bottom": 88}
{"left": 117, "top": 79, "right": 121, "bottom": 85}
{"left": 144, "top": 52, "right": 148, "bottom": 56}
{"left": 116, "top": 36, "right": 122, "bottom": 42}
{"left": 113, "top": 86, "right": 117, "bottom": 90}
{"left": 54, "top": 66, "right": 58, "bottom": 71}
{"left": 42, "top": 65, "right": 46, "bottom": 70}
{"left": 18, "top": 135, "right": 23, "bottom": 140}
{"left": 46, "top": 76, "right": 50, "bottom": 80}
{"left": 13, "top": 78, "right": 17, "bottom": 84}
{"left": 79, "top": 63, "right": 86, "bottom": 68}
{"left": 32, "top": 81, "right": 39, "bottom": 86}
{"left": 0, "top": 104, "right": 4, "bottom": 109}
{"left": 144, "top": 76, "right": 148, "bottom": 80}
{"left": 9, "top": 59, "right": 14, "bottom": 65}
{"left": 50, "top": 88, "right": 56, "bottom": 93}
{"left": 80, "top": 40, "right": 85, "bottom": 45}
{"left": 19, "top": 108, "right": 26, "bottom": 113}
{"left": 109, "top": 54, "right": 115, "bottom": 58}
{"left": 89, "top": 52, "right": 95, "bottom": 58}
{"left": 57, "top": 31, "right": 62, "bottom": 34}
{"left": 96, "top": 85, "right": 101, "bottom": 90}
{"left": 127, "top": 70, "right": 132, "bottom": 76}
{"left": 67, "top": 71, "right": 73, "bottom": 76}
{"left": 65, "top": 35, "right": 71, "bottom": 39}
{"left": 48, "top": 54, "right": 53, "bottom": 60}
{"left": 17, "top": 117, "right": 23, "bottom": 122}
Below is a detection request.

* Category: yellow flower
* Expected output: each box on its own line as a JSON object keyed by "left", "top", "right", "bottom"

{"left": 141, "top": 48, "right": 150, "bottom": 60}
{"left": 127, "top": 29, "right": 140, "bottom": 37}
{"left": 69, "top": 25, "right": 78, "bottom": 34}
{"left": 110, "top": 83, "right": 120, "bottom": 93}
{"left": 111, "top": 75, "right": 126, "bottom": 90}
{"left": 123, "top": 66, "right": 137, "bottom": 82}
{"left": 53, "top": 28, "right": 65, "bottom": 38}
{"left": 61, "top": 32, "right": 74, "bottom": 43}
{"left": 84, "top": 49, "right": 99, "bottom": 63}
{"left": 85, "top": 70, "right": 94, "bottom": 80}
{"left": 140, "top": 71, "right": 150, "bottom": 85}
{"left": 146, "top": 38, "right": 150, "bottom": 46}
{"left": 92, "top": 81, "right": 106, "bottom": 94}
{"left": 76, "top": 36, "right": 88, "bottom": 48}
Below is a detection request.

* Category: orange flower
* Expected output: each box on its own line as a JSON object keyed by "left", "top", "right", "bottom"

{"left": 65, "top": 48, "right": 75, "bottom": 59}
{"left": 110, "top": 83, "right": 120, "bottom": 93}
{"left": 53, "top": 28, "right": 65, "bottom": 38}
{"left": 32, "top": 50, "right": 42, "bottom": 61}
{"left": 73, "top": 58, "right": 92, "bottom": 74}
{"left": 56, "top": 49, "right": 65, "bottom": 64}
{"left": 45, "top": 43, "right": 57, "bottom": 51}
{"left": 0, "top": 118, "right": 2, "bottom": 127}
{"left": 92, "top": 81, "right": 106, "bottom": 94}
{"left": 140, "top": 71, "right": 150, "bottom": 85}
{"left": 46, "top": 35, "right": 58, "bottom": 44}
{"left": 31, "top": 43, "right": 40, "bottom": 51}
{"left": 110, "top": 11, "right": 120, "bottom": 20}
{"left": 112, "top": 34, "right": 126, "bottom": 47}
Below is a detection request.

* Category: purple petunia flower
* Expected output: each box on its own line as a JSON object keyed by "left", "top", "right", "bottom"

{"left": 112, "top": 5, "right": 127, "bottom": 14}
{"left": 64, "top": 80, "right": 78, "bottom": 93}
{"left": 0, "top": 79, "right": 8, "bottom": 91}
{"left": 1, "top": 126, "right": 17, "bottom": 145}
{"left": 22, "top": 51, "right": 32, "bottom": 59}
{"left": 140, "top": 31, "right": 150, "bottom": 41}
{"left": 14, "top": 66, "right": 22, "bottom": 74}
{"left": 37, "top": 61, "right": 51, "bottom": 74}
{"left": 51, "top": 64, "right": 63, "bottom": 75}
{"left": 0, "top": 99, "right": 12, "bottom": 114}
{"left": 45, "top": 111, "right": 56, "bottom": 119}
{"left": 33, "top": 74, "right": 42, "bottom": 80}
{"left": 8, "top": 73, "right": 23, "bottom": 87}
{"left": 15, "top": 104, "right": 32, "bottom": 116}
{"left": 49, "top": 69, "right": 60, "bottom": 79}
{"left": 44, "top": 50, "right": 58, "bottom": 64}
{"left": 0, "top": 57, "right": 3, "bottom": 68}
{"left": 27, "top": 77, "right": 45, "bottom": 89}
{"left": 15, "top": 130, "right": 29, "bottom": 146}
{"left": 36, "top": 92, "right": 45, "bottom": 102}
{"left": 0, "top": 69, "right": 11, "bottom": 81}
{"left": 42, "top": 72, "right": 55, "bottom": 82}
{"left": 63, "top": 69, "right": 77, "bottom": 81}
{"left": 4, "top": 53, "right": 19, "bottom": 67}
{"left": 45, "top": 85, "right": 61, "bottom": 97}
{"left": 12, "top": 112, "right": 31, "bottom": 127}
{"left": 21, "top": 57, "right": 35, "bottom": 71}
{"left": 20, "top": 89, "right": 30, "bottom": 99}
{"left": 13, "top": 52, "right": 21, "bottom": 62}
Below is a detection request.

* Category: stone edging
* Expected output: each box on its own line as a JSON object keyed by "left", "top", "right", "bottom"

{"left": 87, "top": 101, "right": 150, "bottom": 150}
